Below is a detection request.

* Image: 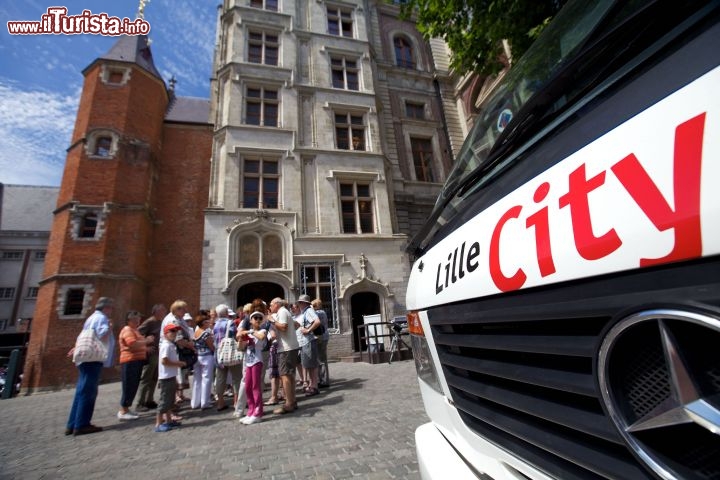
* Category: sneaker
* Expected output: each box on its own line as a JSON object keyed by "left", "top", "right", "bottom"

{"left": 135, "top": 404, "right": 150, "bottom": 412}
{"left": 245, "top": 416, "right": 262, "bottom": 425}
{"left": 145, "top": 401, "right": 158, "bottom": 409}
{"left": 117, "top": 411, "right": 140, "bottom": 420}
{"left": 241, "top": 416, "right": 257, "bottom": 425}
{"left": 168, "top": 420, "right": 182, "bottom": 428}
{"left": 232, "top": 411, "right": 243, "bottom": 418}
{"left": 154, "top": 423, "right": 171, "bottom": 433}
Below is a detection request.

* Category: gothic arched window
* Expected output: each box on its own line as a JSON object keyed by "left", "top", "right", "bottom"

{"left": 394, "top": 36, "right": 414, "bottom": 69}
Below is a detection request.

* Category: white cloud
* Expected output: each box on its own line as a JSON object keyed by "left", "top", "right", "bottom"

{"left": 0, "top": 79, "right": 79, "bottom": 186}
{"left": 149, "top": 0, "right": 215, "bottom": 96}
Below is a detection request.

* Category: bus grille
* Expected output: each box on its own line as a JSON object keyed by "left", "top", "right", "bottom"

{"left": 425, "top": 258, "right": 720, "bottom": 480}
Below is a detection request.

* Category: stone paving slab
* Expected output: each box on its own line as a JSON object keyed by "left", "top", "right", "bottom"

{"left": 0, "top": 360, "right": 427, "bottom": 479}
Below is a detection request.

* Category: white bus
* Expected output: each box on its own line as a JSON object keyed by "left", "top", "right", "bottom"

{"left": 406, "top": 1, "right": 720, "bottom": 479}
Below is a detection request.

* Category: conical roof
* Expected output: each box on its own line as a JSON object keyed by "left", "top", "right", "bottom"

{"left": 85, "top": 34, "right": 163, "bottom": 81}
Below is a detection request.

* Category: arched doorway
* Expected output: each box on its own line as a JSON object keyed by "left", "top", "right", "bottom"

{"left": 236, "top": 282, "right": 284, "bottom": 309}
{"left": 350, "top": 292, "right": 381, "bottom": 352}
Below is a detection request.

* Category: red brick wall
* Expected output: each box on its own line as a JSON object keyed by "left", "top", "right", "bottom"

{"left": 147, "top": 123, "right": 212, "bottom": 314}
{"left": 22, "top": 59, "right": 176, "bottom": 391}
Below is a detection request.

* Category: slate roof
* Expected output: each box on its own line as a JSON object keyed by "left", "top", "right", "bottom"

{"left": 91, "top": 34, "right": 163, "bottom": 80}
{"left": 165, "top": 96, "right": 211, "bottom": 124}
{"left": 0, "top": 185, "right": 59, "bottom": 232}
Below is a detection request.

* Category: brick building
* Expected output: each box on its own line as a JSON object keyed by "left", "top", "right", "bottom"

{"left": 23, "top": 1, "right": 472, "bottom": 391}
{"left": 22, "top": 36, "right": 213, "bottom": 391}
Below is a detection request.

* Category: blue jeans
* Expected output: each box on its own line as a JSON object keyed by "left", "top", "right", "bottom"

{"left": 66, "top": 362, "right": 103, "bottom": 431}
{"left": 120, "top": 360, "right": 144, "bottom": 408}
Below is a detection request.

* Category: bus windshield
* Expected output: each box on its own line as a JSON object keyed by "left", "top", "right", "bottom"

{"left": 410, "top": 0, "right": 633, "bottom": 253}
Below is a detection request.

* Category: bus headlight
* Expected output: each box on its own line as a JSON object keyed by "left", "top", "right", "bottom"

{"left": 407, "top": 311, "right": 443, "bottom": 394}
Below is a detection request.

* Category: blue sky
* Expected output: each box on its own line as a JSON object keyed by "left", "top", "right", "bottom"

{"left": 0, "top": 0, "right": 217, "bottom": 186}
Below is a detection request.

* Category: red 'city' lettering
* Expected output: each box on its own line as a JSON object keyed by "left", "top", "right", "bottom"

{"left": 435, "top": 112, "right": 707, "bottom": 296}
{"left": 489, "top": 205, "right": 527, "bottom": 292}
{"left": 526, "top": 182, "right": 556, "bottom": 277}
{"left": 612, "top": 113, "right": 704, "bottom": 266}
{"left": 559, "top": 164, "right": 623, "bottom": 260}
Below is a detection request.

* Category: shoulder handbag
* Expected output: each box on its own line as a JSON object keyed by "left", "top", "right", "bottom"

{"left": 72, "top": 328, "right": 108, "bottom": 363}
{"left": 216, "top": 319, "right": 244, "bottom": 367}
{"left": 176, "top": 343, "right": 197, "bottom": 370}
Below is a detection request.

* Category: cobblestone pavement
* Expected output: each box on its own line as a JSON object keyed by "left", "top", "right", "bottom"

{"left": 0, "top": 360, "right": 427, "bottom": 480}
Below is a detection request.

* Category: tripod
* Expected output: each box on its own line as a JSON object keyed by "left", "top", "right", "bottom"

{"left": 388, "top": 325, "right": 410, "bottom": 364}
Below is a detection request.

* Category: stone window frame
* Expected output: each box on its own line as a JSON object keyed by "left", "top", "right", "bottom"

{"left": 57, "top": 284, "right": 95, "bottom": 319}
{"left": 326, "top": 3, "right": 354, "bottom": 38}
{"left": 244, "top": 85, "right": 280, "bottom": 127}
{"left": 249, "top": 0, "right": 278, "bottom": 11}
{"left": 100, "top": 64, "right": 131, "bottom": 86}
{"left": 405, "top": 100, "right": 426, "bottom": 120}
{"left": 233, "top": 231, "right": 285, "bottom": 270}
{"left": 85, "top": 129, "right": 120, "bottom": 159}
{"left": 393, "top": 35, "right": 415, "bottom": 69}
{"left": 326, "top": 171, "right": 380, "bottom": 235}
{"left": 410, "top": 137, "right": 436, "bottom": 182}
{"left": 401, "top": 124, "right": 443, "bottom": 183}
{"left": 69, "top": 205, "right": 108, "bottom": 241}
{"left": 239, "top": 155, "right": 281, "bottom": 209}
{"left": 247, "top": 28, "right": 280, "bottom": 66}
{"left": 387, "top": 30, "right": 424, "bottom": 71}
{"left": 329, "top": 55, "right": 360, "bottom": 90}
{"left": 324, "top": 102, "right": 374, "bottom": 152}
{"left": 228, "top": 221, "right": 291, "bottom": 272}
{"left": 333, "top": 110, "right": 367, "bottom": 151}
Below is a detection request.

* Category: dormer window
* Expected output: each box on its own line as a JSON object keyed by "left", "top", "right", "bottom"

{"left": 108, "top": 70, "right": 124, "bottom": 84}
{"left": 100, "top": 65, "right": 131, "bottom": 86}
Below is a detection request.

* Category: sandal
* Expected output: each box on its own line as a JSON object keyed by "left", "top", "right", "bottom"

{"left": 264, "top": 399, "right": 279, "bottom": 406}
{"left": 273, "top": 405, "right": 296, "bottom": 415}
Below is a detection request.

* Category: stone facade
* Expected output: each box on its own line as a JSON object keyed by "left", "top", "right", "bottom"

{"left": 201, "top": 0, "right": 465, "bottom": 357}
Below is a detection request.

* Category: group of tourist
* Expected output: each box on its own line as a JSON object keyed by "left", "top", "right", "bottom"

{"left": 65, "top": 294, "right": 331, "bottom": 435}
